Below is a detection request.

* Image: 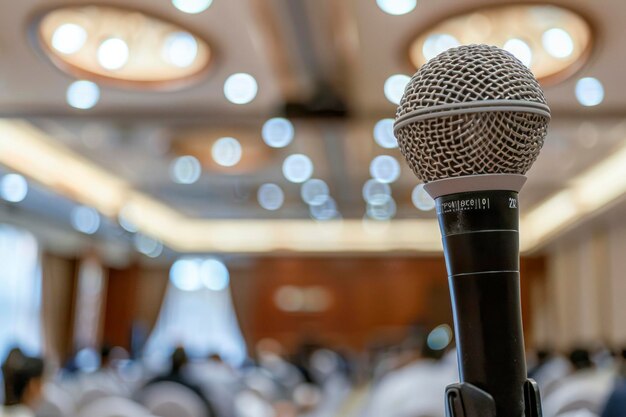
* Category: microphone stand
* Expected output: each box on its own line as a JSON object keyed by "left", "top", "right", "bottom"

{"left": 431, "top": 188, "right": 543, "bottom": 417}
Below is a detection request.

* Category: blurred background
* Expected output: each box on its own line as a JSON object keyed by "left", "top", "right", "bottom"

{"left": 0, "top": 0, "right": 625, "bottom": 417}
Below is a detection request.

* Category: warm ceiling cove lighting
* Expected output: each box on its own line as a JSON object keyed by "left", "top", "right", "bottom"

{"left": 408, "top": 4, "right": 592, "bottom": 84}
{"left": 36, "top": 5, "right": 212, "bottom": 90}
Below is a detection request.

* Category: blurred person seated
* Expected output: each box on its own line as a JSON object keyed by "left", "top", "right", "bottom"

{"left": 139, "top": 346, "right": 216, "bottom": 417}
{"left": 187, "top": 354, "right": 243, "bottom": 417}
{"left": 600, "top": 349, "right": 626, "bottom": 417}
{"left": 1, "top": 348, "right": 45, "bottom": 417}
{"left": 361, "top": 329, "right": 458, "bottom": 417}
{"left": 529, "top": 348, "right": 573, "bottom": 397}
{"left": 543, "top": 348, "right": 615, "bottom": 417}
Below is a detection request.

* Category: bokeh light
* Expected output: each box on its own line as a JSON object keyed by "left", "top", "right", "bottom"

{"left": 172, "top": 0, "right": 213, "bottom": 14}
{"left": 362, "top": 179, "right": 391, "bottom": 205}
{"left": 412, "top": 184, "right": 435, "bottom": 211}
{"left": 370, "top": 155, "right": 400, "bottom": 184}
{"left": 283, "top": 154, "right": 313, "bottom": 183}
{"left": 262, "top": 118, "right": 294, "bottom": 148}
{"left": 367, "top": 198, "right": 396, "bottom": 221}
{"left": 301, "top": 179, "right": 329, "bottom": 206}
{"left": 170, "top": 258, "right": 203, "bottom": 291}
{"left": 212, "top": 137, "right": 242, "bottom": 167}
{"left": 373, "top": 119, "right": 398, "bottom": 149}
{"left": 503, "top": 38, "right": 532, "bottom": 67}
{"left": 0, "top": 174, "right": 28, "bottom": 203}
{"left": 170, "top": 155, "right": 202, "bottom": 184}
{"left": 376, "top": 0, "right": 417, "bottom": 15}
{"left": 134, "top": 234, "right": 163, "bottom": 258}
{"left": 576, "top": 77, "right": 604, "bottom": 107}
{"left": 383, "top": 74, "right": 410, "bottom": 105}
{"left": 201, "top": 258, "right": 230, "bottom": 291}
{"left": 310, "top": 197, "right": 338, "bottom": 221}
{"left": 71, "top": 206, "right": 100, "bottom": 235}
{"left": 51, "top": 23, "right": 87, "bottom": 54}
{"left": 542, "top": 28, "right": 574, "bottom": 58}
{"left": 427, "top": 324, "right": 453, "bottom": 350}
{"left": 422, "top": 34, "right": 460, "bottom": 61}
{"left": 224, "top": 73, "right": 258, "bottom": 104}
{"left": 66, "top": 80, "right": 100, "bottom": 110}
{"left": 257, "top": 183, "right": 284, "bottom": 211}
{"left": 97, "top": 38, "right": 129, "bottom": 70}
{"left": 162, "top": 32, "right": 198, "bottom": 68}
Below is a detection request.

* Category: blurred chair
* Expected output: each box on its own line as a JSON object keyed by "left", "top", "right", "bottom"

{"left": 35, "top": 383, "right": 76, "bottom": 417}
{"left": 76, "top": 386, "right": 110, "bottom": 410}
{"left": 139, "top": 381, "right": 209, "bottom": 417}
{"left": 76, "top": 396, "right": 153, "bottom": 417}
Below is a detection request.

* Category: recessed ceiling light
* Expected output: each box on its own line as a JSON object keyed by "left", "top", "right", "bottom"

{"left": 422, "top": 33, "right": 460, "bottom": 61}
{"left": 262, "top": 118, "right": 294, "bottom": 148}
{"left": 172, "top": 0, "right": 213, "bottom": 14}
{"left": 411, "top": 184, "right": 435, "bottom": 211}
{"left": 370, "top": 155, "right": 401, "bottom": 184}
{"left": 373, "top": 119, "right": 398, "bottom": 149}
{"left": 71, "top": 206, "right": 100, "bottom": 234}
{"left": 51, "top": 23, "right": 87, "bottom": 54}
{"left": 576, "top": 77, "right": 604, "bottom": 107}
{"left": 408, "top": 4, "right": 592, "bottom": 84}
{"left": 66, "top": 80, "right": 100, "bottom": 110}
{"left": 170, "top": 155, "right": 202, "bottom": 184}
{"left": 283, "top": 154, "right": 313, "bottom": 183}
{"left": 162, "top": 32, "right": 198, "bottom": 68}
{"left": 376, "top": 0, "right": 416, "bottom": 16}
{"left": 542, "top": 28, "right": 574, "bottom": 59}
{"left": 503, "top": 38, "right": 532, "bottom": 67}
{"left": 97, "top": 38, "right": 129, "bottom": 70}
{"left": 257, "top": 183, "right": 284, "bottom": 211}
{"left": 212, "top": 137, "right": 242, "bottom": 167}
{"left": 384, "top": 74, "right": 410, "bottom": 105}
{"left": 224, "top": 73, "right": 258, "bottom": 105}
{"left": 38, "top": 6, "right": 212, "bottom": 90}
{"left": 0, "top": 174, "right": 28, "bottom": 203}
{"left": 301, "top": 179, "right": 329, "bottom": 206}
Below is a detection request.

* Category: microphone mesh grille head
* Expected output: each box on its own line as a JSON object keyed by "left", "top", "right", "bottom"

{"left": 394, "top": 44, "right": 549, "bottom": 183}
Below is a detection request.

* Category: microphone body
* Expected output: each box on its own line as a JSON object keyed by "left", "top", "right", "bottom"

{"left": 435, "top": 188, "right": 525, "bottom": 417}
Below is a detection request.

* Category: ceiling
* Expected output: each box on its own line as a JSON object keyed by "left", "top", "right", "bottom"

{"left": 0, "top": 0, "right": 625, "bottom": 260}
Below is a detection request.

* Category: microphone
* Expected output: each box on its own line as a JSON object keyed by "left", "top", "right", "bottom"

{"left": 393, "top": 45, "right": 550, "bottom": 417}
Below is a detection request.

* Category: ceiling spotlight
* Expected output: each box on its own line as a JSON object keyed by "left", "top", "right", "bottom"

{"left": 134, "top": 234, "right": 163, "bottom": 258}
{"left": 51, "top": 23, "right": 87, "bottom": 54}
{"left": 170, "top": 155, "right": 202, "bottom": 184}
{"left": 66, "top": 80, "right": 100, "bottom": 110}
{"left": 0, "top": 174, "right": 28, "bottom": 203}
{"left": 224, "top": 73, "right": 258, "bottom": 104}
{"left": 362, "top": 179, "right": 391, "bottom": 205}
{"left": 301, "top": 179, "right": 329, "bottom": 206}
{"left": 201, "top": 258, "right": 229, "bottom": 291}
{"left": 97, "top": 38, "right": 129, "bottom": 70}
{"left": 376, "top": 0, "right": 417, "bottom": 16}
{"left": 172, "top": 0, "right": 213, "bottom": 14}
{"left": 262, "top": 118, "right": 294, "bottom": 148}
{"left": 503, "top": 38, "right": 532, "bottom": 67}
{"left": 542, "top": 28, "right": 574, "bottom": 59}
{"left": 283, "top": 154, "right": 313, "bottom": 183}
{"left": 373, "top": 118, "right": 398, "bottom": 149}
{"left": 411, "top": 184, "right": 435, "bottom": 211}
{"left": 422, "top": 33, "right": 460, "bottom": 61}
{"left": 163, "top": 32, "right": 198, "bottom": 68}
{"left": 212, "top": 137, "right": 242, "bottom": 167}
{"left": 370, "top": 155, "right": 400, "bottom": 184}
{"left": 576, "top": 77, "right": 604, "bottom": 107}
{"left": 384, "top": 74, "right": 410, "bottom": 105}
{"left": 71, "top": 206, "right": 100, "bottom": 235}
{"left": 257, "top": 183, "right": 284, "bottom": 211}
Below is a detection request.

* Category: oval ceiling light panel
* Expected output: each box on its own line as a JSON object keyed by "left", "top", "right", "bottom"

{"left": 36, "top": 5, "right": 212, "bottom": 90}
{"left": 408, "top": 4, "right": 592, "bottom": 85}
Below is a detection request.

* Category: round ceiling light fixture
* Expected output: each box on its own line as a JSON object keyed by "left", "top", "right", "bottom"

{"left": 408, "top": 4, "right": 592, "bottom": 85}
{"left": 35, "top": 5, "right": 212, "bottom": 90}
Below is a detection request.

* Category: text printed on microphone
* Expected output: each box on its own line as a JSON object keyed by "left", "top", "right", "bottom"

{"left": 438, "top": 196, "right": 519, "bottom": 214}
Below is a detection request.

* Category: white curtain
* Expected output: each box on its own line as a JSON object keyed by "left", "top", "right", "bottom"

{"left": 144, "top": 284, "right": 247, "bottom": 367}
{"left": 0, "top": 224, "right": 42, "bottom": 362}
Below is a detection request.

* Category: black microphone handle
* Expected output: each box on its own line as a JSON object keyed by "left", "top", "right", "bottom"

{"left": 436, "top": 190, "right": 526, "bottom": 417}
